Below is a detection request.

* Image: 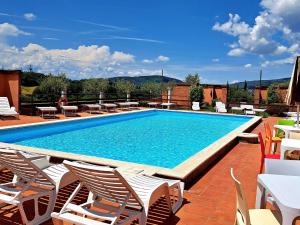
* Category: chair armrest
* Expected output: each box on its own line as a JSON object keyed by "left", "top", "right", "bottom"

{"left": 265, "top": 159, "right": 300, "bottom": 176}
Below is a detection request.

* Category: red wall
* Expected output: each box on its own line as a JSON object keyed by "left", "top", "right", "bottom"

{"left": 254, "top": 86, "right": 288, "bottom": 104}
{"left": 0, "top": 70, "right": 21, "bottom": 112}
{"left": 162, "top": 84, "right": 228, "bottom": 107}
{"left": 203, "top": 85, "right": 227, "bottom": 105}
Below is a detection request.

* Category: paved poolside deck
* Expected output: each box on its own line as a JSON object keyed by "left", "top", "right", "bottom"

{"left": 0, "top": 113, "right": 299, "bottom": 225}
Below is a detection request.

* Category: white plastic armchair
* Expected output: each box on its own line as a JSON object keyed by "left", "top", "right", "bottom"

{"left": 215, "top": 101, "right": 227, "bottom": 113}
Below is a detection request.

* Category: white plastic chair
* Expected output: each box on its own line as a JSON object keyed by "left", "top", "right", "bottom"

{"left": 0, "top": 97, "right": 19, "bottom": 118}
{"left": 192, "top": 102, "right": 200, "bottom": 111}
{"left": 231, "top": 168, "right": 280, "bottom": 225}
{"left": 0, "top": 148, "right": 77, "bottom": 225}
{"left": 52, "top": 160, "right": 184, "bottom": 225}
{"left": 215, "top": 101, "right": 227, "bottom": 113}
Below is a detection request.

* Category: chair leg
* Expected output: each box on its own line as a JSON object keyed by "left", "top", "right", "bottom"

{"left": 18, "top": 190, "right": 56, "bottom": 225}
{"left": 170, "top": 183, "right": 184, "bottom": 213}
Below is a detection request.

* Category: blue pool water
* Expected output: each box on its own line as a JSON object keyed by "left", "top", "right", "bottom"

{"left": 0, "top": 110, "right": 251, "bottom": 168}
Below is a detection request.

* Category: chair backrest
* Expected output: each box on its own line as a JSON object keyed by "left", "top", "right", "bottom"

{"left": 192, "top": 102, "right": 200, "bottom": 107}
{"left": 63, "top": 160, "right": 143, "bottom": 209}
{"left": 258, "top": 132, "right": 266, "bottom": 173}
{"left": 0, "top": 97, "right": 11, "bottom": 111}
{"left": 216, "top": 102, "right": 225, "bottom": 109}
{"left": 264, "top": 123, "right": 272, "bottom": 140}
{"left": 258, "top": 132, "right": 266, "bottom": 158}
{"left": 277, "top": 119, "right": 295, "bottom": 126}
{"left": 0, "top": 148, "right": 55, "bottom": 188}
{"left": 230, "top": 168, "right": 250, "bottom": 225}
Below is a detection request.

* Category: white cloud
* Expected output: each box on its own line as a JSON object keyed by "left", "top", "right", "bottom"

{"left": 142, "top": 59, "right": 154, "bottom": 64}
{"left": 24, "top": 13, "right": 36, "bottom": 21}
{"left": 156, "top": 55, "right": 170, "bottom": 62}
{"left": 42, "top": 37, "right": 59, "bottom": 41}
{"left": 213, "top": 14, "right": 250, "bottom": 36}
{"left": 111, "top": 51, "right": 135, "bottom": 64}
{"left": 0, "top": 22, "right": 172, "bottom": 79}
{"left": 213, "top": 0, "right": 300, "bottom": 65}
{"left": 230, "top": 80, "right": 240, "bottom": 84}
{"left": 0, "top": 42, "right": 138, "bottom": 79}
{"left": 103, "top": 36, "right": 164, "bottom": 44}
{"left": 212, "top": 58, "right": 220, "bottom": 62}
{"left": 262, "top": 56, "right": 295, "bottom": 67}
{"left": 0, "top": 23, "right": 30, "bottom": 39}
{"left": 228, "top": 48, "right": 245, "bottom": 56}
{"left": 244, "top": 63, "right": 252, "bottom": 68}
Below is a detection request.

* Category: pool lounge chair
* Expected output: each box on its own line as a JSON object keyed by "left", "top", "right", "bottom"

{"left": 52, "top": 160, "right": 184, "bottom": 225}
{"left": 117, "top": 102, "right": 131, "bottom": 110}
{"left": 101, "top": 103, "right": 117, "bottom": 112}
{"left": 36, "top": 106, "right": 58, "bottom": 118}
{"left": 148, "top": 102, "right": 160, "bottom": 108}
{"left": 61, "top": 105, "right": 78, "bottom": 117}
{"left": 241, "top": 104, "right": 255, "bottom": 115}
{"left": 0, "top": 97, "right": 19, "bottom": 119}
{"left": 161, "top": 102, "right": 176, "bottom": 109}
{"left": 0, "top": 148, "right": 77, "bottom": 225}
{"left": 82, "top": 104, "right": 101, "bottom": 114}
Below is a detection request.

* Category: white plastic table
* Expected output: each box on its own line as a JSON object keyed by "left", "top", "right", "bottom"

{"left": 256, "top": 174, "right": 300, "bottom": 225}
{"left": 280, "top": 138, "right": 300, "bottom": 159}
{"left": 274, "top": 124, "right": 300, "bottom": 138}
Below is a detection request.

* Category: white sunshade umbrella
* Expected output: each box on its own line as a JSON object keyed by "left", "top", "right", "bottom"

{"left": 285, "top": 56, "right": 300, "bottom": 127}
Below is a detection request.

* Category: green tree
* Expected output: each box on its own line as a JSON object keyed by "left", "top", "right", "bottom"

{"left": 228, "top": 85, "right": 253, "bottom": 103}
{"left": 185, "top": 73, "right": 200, "bottom": 87}
{"left": 140, "top": 82, "right": 161, "bottom": 96}
{"left": 190, "top": 86, "right": 204, "bottom": 102}
{"left": 267, "top": 84, "right": 280, "bottom": 104}
{"left": 243, "top": 80, "right": 248, "bottom": 90}
{"left": 83, "top": 78, "right": 109, "bottom": 94}
{"left": 115, "top": 79, "right": 136, "bottom": 95}
{"left": 36, "top": 74, "right": 69, "bottom": 96}
{"left": 161, "top": 81, "right": 177, "bottom": 91}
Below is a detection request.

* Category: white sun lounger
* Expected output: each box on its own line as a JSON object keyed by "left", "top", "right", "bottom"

{"left": 61, "top": 105, "right": 78, "bottom": 117}
{"left": 0, "top": 97, "right": 19, "bottom": 119}
{"left": 161, "top": 102, "right": 176, "bottom": 109}
{"left": 0, "top": 148, "right": 77, "bottom": 225}
{"left": 36, "top": 106, "right": 58, "bottom": 118}
{"left": 101, "top": 103, "right": 117, "bottom": 112}
{"left": 52, "top": 160, "right": 184, "bottom": 225}
{"left": 82, "top": 104, "right": 101, "bottom": 114}
{"left": 148, "top": 102, "right": 160, "bottom": 108}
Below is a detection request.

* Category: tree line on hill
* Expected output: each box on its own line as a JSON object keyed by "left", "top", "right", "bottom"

{"left": 21, "top": 71, "right": 287, "bottom": 105}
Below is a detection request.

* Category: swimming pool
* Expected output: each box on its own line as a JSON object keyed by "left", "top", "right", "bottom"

{"left": 0, "top": 110, "right": 252, "bottom": 169}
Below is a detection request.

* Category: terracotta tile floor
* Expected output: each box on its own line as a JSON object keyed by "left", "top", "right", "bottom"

{"left": 0, "top": 114, "right": 298, "bottom": 225}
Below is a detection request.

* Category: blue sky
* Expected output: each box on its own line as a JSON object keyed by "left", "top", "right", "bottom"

{"left": 0, "top": 0, "right": 299, "bottom": 83}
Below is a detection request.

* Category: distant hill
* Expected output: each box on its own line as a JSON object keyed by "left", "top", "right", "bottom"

{"left": 21, "top": 72, "right": 183, "bottom": 87}
{"left": 108, "top": 75, "right": 183, "bottom": 85}
{"left": 231, "top": 77, "right": 290, "bottom": 89}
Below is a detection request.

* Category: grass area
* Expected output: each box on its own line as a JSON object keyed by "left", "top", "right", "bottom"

{"left": 21, "top": 86, "right": 37, "bottom": 95}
